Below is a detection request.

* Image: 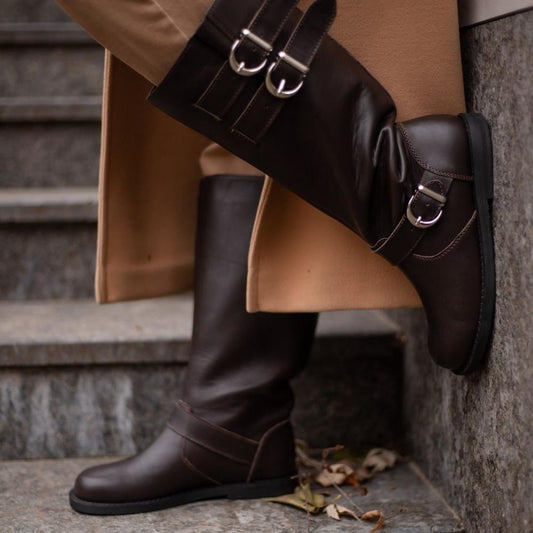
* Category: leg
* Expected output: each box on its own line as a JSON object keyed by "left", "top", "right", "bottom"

{"left": 56, "top": 0, "right": 261, "bottom": 186}
{"left": 147, "top": 0, "right": 495, "bottom": 374}
{"left": 57, "top": 2, "right": 494, "bottom": 367}
{"left": 55, "top": 0, "right": 210, "bottom": 85}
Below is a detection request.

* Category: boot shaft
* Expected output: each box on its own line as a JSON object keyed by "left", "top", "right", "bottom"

{"left": 184, "top": 175, "right": 318, "bottom": 438}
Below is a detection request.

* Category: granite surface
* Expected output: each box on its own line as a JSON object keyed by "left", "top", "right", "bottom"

{"left": 0, "top": 187, "right": 98, "bottom": 223}
{"left": 0, "top": 331, "right": 403, "bottom": 459}
{"left": 0, "top": 123, "right": 100, "bottom": 187}
{"left": 0, "top": 459, "right": 463, "bottom": 532}
{"left": 0, "top": 222, "right": 96, "bottom": 299}
{"left": 1, "top": 0, "right": 70, "bottom": 23}
{"left": 0, "top": 45, "right": 103, "bottom": 97}
{"left": 395, "top": 11, "right": 533, "bottom": 533}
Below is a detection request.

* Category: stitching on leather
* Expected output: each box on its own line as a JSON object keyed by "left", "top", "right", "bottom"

{"left": 232, "top": 84, "right": 265, "bottom": 136}
{"left": 249, "top": 0, "right": 271, "bottom": 31}
{"left": 372, "top": 215, "right": 408, "bottom": 253}
{"left": 206, "top": 12, "right": 237, "bottom": 41}
{"left": 192, "top": 102, "right": 223, "bottom": 121}
{"left": 399, "top": 233, "right": 426, "bottom": 264}
{"left": 247, "top": 419, "right": 290, "bottom": 483}
{"left": 398, "top": 124, "right": 473, "bottom": 182}
{"left": 180, "top": 440, "right": 222, "bottom": 486}
{"left": 168, "top": 420, "right": 253, "bottom": 466}
{"left": 232, "top": 127, "right": 259, "bottom": 145}
{"left": 284, "top": 2, "right": 334, "bottom": 64}
{"left": 411, "top": 211, "right": 477, "bottom": 262}
{"left": 176, "top": 401, "right": 259, "bottom": 445}
{"left": 195, "top": 62, "right": 245, "bottom": 119}
{"left": 195, "top": 62, "right": 227, "bottom": 115}
{"left": 232, "top": 84, "right": 284, "bottom": 142}
{"left": 251, "top": 0, "right": 298, "bottom": 42}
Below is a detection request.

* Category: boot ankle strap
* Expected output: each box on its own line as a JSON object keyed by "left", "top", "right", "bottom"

{"left": 167, "top": 401, "right": 259, "bottom": 466}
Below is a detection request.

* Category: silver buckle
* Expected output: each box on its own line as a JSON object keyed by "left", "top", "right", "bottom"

{"left": 229, "top": 29, "right": 272, "bottom": 76}
{"left": 265, "top": 51, "right": 309, "bottom": 99}
{"left": 406, "top": 184, "right": 447, "bottom": 229}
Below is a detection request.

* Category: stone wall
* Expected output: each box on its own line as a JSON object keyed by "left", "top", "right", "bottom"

{"left": 395, "top": 11, "right": 532, "bottom": 533}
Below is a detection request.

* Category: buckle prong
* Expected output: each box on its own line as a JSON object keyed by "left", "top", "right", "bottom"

{"left": 406, "top": 184, "right": 447, "bottom": 229}
{"left": 265, "top": 51, "right": 309, "bottom": 99}
{"left": 229, "top": 28, "right": 272, "bottom": 77}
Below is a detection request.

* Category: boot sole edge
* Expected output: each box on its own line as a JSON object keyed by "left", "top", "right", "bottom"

{"left": 69, "top": 476, "right": 296, "bottom": 516}
{"left": 455, "top": 113, "right": 496, "bottom": 375}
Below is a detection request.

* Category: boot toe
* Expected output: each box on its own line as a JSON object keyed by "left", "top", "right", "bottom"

{"left": 74, "top": 461, "right": 127, "bottom": 503}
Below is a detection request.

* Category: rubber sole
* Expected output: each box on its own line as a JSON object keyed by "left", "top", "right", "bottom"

{"left": 455, "top": 113, "right": 496, "bottom": 375}
{"left": 69, "top": 476, "right": 295, "bottom": 516}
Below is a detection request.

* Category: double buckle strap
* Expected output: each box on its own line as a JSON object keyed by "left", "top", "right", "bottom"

{"left": 228, "top": 30, "right": 309, "bottom": 99}
{"left": 265, "top": 51, "right": 310, "bottom": 98}
{"left": 229, "top": 28, "right": 273, "bottom": 76}
{"left": 406, "top": 184, "right": 447, "bottom": 229}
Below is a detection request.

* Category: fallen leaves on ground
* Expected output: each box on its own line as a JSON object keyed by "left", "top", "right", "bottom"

{"left": 361, "top": 510, "right": 386, "bottom": 531}
{"left": 264, "top": 483, "right": 326, "bottom": 514}
{"left": 264, "top": 441, "right": 401, "bottom": 528}
{"left": 362, "top": 448, "right": 399, "bottom": 473}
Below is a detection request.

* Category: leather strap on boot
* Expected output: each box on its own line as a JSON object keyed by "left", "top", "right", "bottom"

{"left": 196, "top": 0, "right": 300, "bottom": 119}
{"left": 167, "top": 400, "right": 259, "bottom": 467}
{"left": 167, "top": 401, "right": 295, "bottom": 484}
{"left": 233, "top": 0, "right": 336, "bottom": 142}
{"left": 193, "top": 0, "right": 337, "bottom": 140}
{"left": 371, "top": 170, "right": 453, "bottom": 265}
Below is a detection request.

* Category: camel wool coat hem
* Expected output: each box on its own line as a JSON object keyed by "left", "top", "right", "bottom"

{"left": 95, "top": 0, "right": 466, "bottom": 312}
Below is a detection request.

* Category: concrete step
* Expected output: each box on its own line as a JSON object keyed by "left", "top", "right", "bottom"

{"left": 0, "top": 221, "right": 96, "bottom": 299}
{"left": 1, "top": 0, "right": 70, "bottom": 24}
{"left": 0, "top": 187, "right": 97, "bottom": 222}
{"left": 0, "top": 44, "right": 103, "bottom": 98}
{"left": 0, "top": 457, "right": 464, "bottom": 532}
{"left": 0, "top": 296, "right": 405, "bottom": 459}
{"left": 0, "top": 96, "right": 101, "bottom": 122}
{"left": 0, "top": 22, "right": 93, "bottom": 45}
{"left": 0, "top": 122, "right": 100, "bottom": 187}
{"left": 0, "top": 187, "right": 97, "bottom": 299}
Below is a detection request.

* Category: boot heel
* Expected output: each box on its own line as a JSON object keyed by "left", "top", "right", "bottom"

{"left": 225, "top": 477, "right": 296, "bottom": 500}
{"left": 457, "top": 112, "right": 496, "bottom": 374}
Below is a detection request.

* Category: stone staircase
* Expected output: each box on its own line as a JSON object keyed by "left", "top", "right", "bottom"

{"left": 8, "top": 0, "right": 532, "bottom": 533}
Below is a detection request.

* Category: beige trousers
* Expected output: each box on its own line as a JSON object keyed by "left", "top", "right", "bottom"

{"left": 56, "top": 0, "right": 261, "bottom": 178}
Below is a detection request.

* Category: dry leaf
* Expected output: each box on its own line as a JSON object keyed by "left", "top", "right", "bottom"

{"left": 361, "top": 509, "right": 384, "bottom": 521}
{"left": 298, "top": 483, "right": 326, "bottom": 508}
{"left": 361, "top": 509, "right": 386, "bottom": 530}
{"left": 362, "top": 448, "right": 398, "bottom": 473}
{"left": 324, "top": 503, "right": 358, "bottom": 521}
{"left": 371, "top": 516, "right": 386, "bottom": 532}
{"left": 325, "top": 503, "right": 340, "bottom": 520}
{"left": 264, "top": 485, "right": 326, "bottom": 514}
{"left": 315, "top": 463, "right": 355, "bottom": 487}
{"left": 335, "top": 505, "right": 358, "bottom": 519}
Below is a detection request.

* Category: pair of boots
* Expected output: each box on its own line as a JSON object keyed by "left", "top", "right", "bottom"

{"left": 70, "top": 0, "right": 495, "bottom": 515}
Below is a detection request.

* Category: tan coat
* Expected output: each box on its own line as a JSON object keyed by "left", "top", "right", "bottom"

{"left": 96, "top": 0, "right": 466, "bottom": 311}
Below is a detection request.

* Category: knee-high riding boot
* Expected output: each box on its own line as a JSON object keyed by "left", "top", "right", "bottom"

{"left": 69, "top": 175, "right": 318, "bottom": 515}
{"left": 148, "top": 0, "right": 495, "bottom": 375}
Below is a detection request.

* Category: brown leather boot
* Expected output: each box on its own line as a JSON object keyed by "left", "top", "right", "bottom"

{"left": 69, "top": 176, "right": 318, "bottom": 515}
{"left": 147, "top": 0, "right": 495, "bottom": 374}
